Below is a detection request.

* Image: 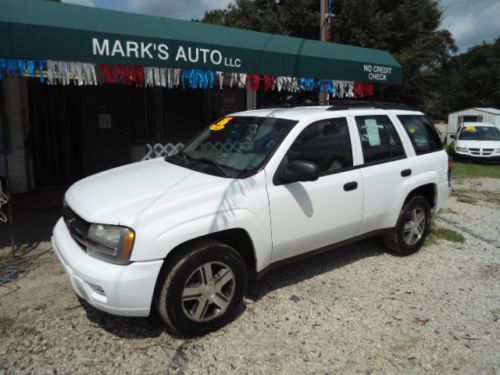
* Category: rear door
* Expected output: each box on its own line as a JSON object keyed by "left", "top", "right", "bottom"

{"left": 352, "top": 114, "right": 411, "bottom": 234}
{"left": 395, "top": 114, "right": 449, "bottom": 208}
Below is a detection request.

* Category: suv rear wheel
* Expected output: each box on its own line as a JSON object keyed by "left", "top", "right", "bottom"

{"left": 155, "top": 240, "right": 247, "bottom": 336}
{"left": 384, "top": 196, "right": 431, "bottom": 255}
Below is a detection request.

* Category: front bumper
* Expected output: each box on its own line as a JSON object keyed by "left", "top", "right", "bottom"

{"left": 453, "top": 152, "right": 500, "bottom": 163}
{"left": 52, "top": 218, "right": 163, "bottom": 317}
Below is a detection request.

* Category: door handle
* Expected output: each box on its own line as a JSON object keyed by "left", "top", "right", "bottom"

{"left": 401, "top": 169, "right": 412, "bottom": 177}
{"left": 343, "top": 181, "right": 358, "bottom": 191}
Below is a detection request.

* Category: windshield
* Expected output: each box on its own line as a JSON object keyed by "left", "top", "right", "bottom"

{"left": 459, "top": 125, "right": 500, "bottom": 141}
{"left": 166, "top": 116, "right": 296, "bottom": 178}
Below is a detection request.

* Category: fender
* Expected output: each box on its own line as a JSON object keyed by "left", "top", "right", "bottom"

{"left": 386, "top": 170, "right": 438, "bottom": 227}
{"left": 130, "top": 208, "right": 272, "bottom": 271}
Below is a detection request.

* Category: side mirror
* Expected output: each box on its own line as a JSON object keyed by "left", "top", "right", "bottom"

{"left": 450, "top": 134, "right": 456, "bottom": 140}
{"left": 280, "top": 160, "right": 320, "bottom": 184}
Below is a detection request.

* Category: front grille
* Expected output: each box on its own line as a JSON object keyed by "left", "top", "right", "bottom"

{"left": 483, "top": 148, "right": 494, "bottom": 156}
{"left": 62, "top": 204, "right": 91, "bottom": 251}
{"left": 469, "top": 148, "right": 480, "bottom": 155}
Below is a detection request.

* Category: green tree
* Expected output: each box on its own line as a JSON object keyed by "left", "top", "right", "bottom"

{"left": 201, "top": 0, "right": 456, "bottom": 113}
{"left": 332, "top": 0, "right": 456, "bottom": 112}
{"left": 202, "top": 0, "right": 319, "bottom": 39}
{"left": 430, "top": 38, "right": 500, "bottom": 118}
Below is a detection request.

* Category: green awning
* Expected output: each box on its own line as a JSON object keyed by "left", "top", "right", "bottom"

{"left": 0, "top": 0, "right": 402, "bottom": 84}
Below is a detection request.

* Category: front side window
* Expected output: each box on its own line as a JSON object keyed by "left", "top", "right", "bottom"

{"left": 286, "top": 118, "right": 353, "bottom": 175}
{"left": 459, "top": 125, "right": 500, "bottom": 141}
{"left": 398, "top": 115, "right": 442, "bottom": 154}
{"left": 167, "top": 116, "right": 296, "bottom": 178}
{"left": 355, "top": 115, "right": 405, "bottom": 164}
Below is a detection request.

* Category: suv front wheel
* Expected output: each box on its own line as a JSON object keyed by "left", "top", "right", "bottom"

{"left": 384, "top": 196, "right": 432, "bottom": 255}
{"left": 154, "top": 241, "right": 248, "bottom": 336}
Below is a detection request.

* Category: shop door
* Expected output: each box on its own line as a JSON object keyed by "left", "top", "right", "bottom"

{"left": 79, "top": 86, "right": 132, "bottom": 177}
{"left": 27, "top": 82, "right": 81, "bottom": 188}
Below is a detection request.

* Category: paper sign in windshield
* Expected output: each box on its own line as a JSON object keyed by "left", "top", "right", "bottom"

{"left": 365, "top": 119, "right": 381, "bottom": 146}
{"left": 465, "top": 125, "right": 477, "bottom": 132}
{"left": 210, "top": 116, "right": 234, "bottom": 131}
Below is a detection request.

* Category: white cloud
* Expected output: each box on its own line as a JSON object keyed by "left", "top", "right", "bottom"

{"left": 62, "top": 0, "right": 95, "bottom": 6}
{"left": 127, "top": 0, "right": 232, "bottom": 20}
{"left": 440, "top": 0, "right": 500, "bottom": 51}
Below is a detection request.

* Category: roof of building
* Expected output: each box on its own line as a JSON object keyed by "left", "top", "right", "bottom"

{"left": 449, "top": 107, "right": 500, "bottom": 115}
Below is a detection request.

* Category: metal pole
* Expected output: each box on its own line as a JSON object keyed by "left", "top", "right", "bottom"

{"left": 0, "top": 79, "right": 17, "bottom": 256}
{"left": 319, "top": 0, "right": 327, "bottom": 105}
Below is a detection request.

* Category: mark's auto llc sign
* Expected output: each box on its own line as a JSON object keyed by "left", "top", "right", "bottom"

{"left": 92, "top": 38, "right": 242, "bottom": 68}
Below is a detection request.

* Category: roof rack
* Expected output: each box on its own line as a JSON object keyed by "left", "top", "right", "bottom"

{"left": 327, "top": 100, "right": 417, "bottom": 111}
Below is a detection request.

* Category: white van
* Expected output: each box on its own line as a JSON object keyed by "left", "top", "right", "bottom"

{"left": 452, "top": 122, "right": 500, "bottom": 163}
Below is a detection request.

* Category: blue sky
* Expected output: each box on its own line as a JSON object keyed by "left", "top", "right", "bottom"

{"left": 63, "top": 0, "right": 499, "bottom": 52}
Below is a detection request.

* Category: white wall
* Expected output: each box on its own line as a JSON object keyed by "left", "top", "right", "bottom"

{"left": 1, "top": 77, "right": 29, "bottom": 193}
{"left": 447, "top": 109, "right": 500, "bottom": 134}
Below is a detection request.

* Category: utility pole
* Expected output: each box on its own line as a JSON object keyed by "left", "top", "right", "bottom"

{"left": 319, "top": 0, "right": 328, "bottom": 105}
{"left": 320, "top": 0, "right": 328, "bottom": 42}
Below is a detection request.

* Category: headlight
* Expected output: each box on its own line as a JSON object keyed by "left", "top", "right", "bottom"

{"left": 455, "top": 146, "right": 468, "bottom": 153}
{"left": 87, "top": 224, "right": 135, "bottom": 265}
{"left": 495, "top": 148, "right": 500, "bottom": 153}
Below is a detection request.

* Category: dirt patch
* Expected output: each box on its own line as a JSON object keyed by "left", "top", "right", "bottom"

{"left": 478, "top": 264, "right": 500, "bottom": 280}
{"left": 0, "top": 316, "right": 15, "bottom": 335}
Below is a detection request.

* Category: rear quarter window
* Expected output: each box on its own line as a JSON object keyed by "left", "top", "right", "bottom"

{"left": 398, "top": 115, "right": 442, "bottom": 154}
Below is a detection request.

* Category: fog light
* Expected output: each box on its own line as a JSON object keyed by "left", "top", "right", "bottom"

{"left": 87, "top": 282, "right": 105, "bottom": 296}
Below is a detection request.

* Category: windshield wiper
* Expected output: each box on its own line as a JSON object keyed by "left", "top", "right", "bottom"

{"left": 192, "top": 157, "right": 229, "bottom": 177}
{"left": 167, "top": 151, "right": 193, "bottom": 166}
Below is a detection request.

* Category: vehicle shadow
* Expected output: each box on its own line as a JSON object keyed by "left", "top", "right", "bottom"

{"left": 79, "top": 297, "right": 247, "bottom": 340}
{"left": 79, "top": 298, "right": 168, "bottom": 339}
{"left": 0, "top": 186, "right": 390, "bottom": 338}
{"left": 79, "top": 237, "right": 386, "bottom": 339}
{"left": 247, "top": 237, "right": 387, "bottom": 301}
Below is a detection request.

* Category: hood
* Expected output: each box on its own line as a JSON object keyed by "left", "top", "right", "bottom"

{"left": 456, "top": 140, "right": 500, "bottom": 149}
{"left": 65, "top": 158, "right": 226, "bottom": 224}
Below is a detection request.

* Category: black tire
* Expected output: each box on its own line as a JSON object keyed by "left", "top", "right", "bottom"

{"left": 154, "top": 240, "right": 247, "bottom": 336}
{"left": 384, "top": 196, "right": 432, "bottom": 255}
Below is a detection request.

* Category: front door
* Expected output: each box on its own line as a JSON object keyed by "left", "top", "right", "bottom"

{"left": 267, "top": 117, "right": 363, "bottom": 262}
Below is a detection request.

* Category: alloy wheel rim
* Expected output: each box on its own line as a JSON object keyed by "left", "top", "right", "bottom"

{"left": 403, "top": 207, "right": 426, "bottom": 246}
{"left": 181, "top": 261, "right": 236, "bottom": 322}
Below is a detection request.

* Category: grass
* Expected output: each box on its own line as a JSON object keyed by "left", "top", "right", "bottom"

{"left": 426, "top": 221, "right": 465, "bottom": 245}
{"left": 452, "top": 162, "right": 500, "bottom": 179}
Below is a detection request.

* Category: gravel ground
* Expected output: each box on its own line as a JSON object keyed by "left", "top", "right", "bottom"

{"left": 0, "top": 177, "right": 499, "bottom": 374}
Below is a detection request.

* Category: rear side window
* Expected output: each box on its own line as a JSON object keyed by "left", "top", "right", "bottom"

{"left": 398, "top": 115, "right": 442, "bottom": 154}
{"left": 287, "top": 117, "right": 353, "bottom": 175}
{"left": 355, "top": 115, "right": 405, "bottom": 164}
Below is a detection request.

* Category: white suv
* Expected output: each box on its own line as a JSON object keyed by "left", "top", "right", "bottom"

{"left": 52, "top": 102, "right": 451, "bottom": 335}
